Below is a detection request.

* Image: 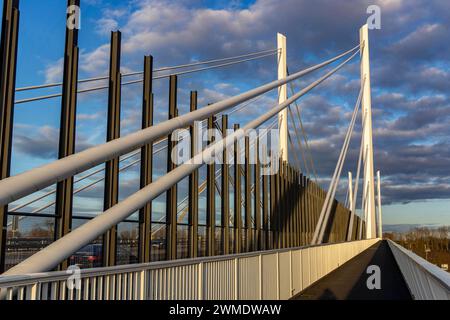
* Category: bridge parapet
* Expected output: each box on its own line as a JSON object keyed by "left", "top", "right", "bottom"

{"left": 387, "top": 240, "right": 450, "bottom": 300}
{"left": 0, "top": 239, "right": 378, "bottom": 300}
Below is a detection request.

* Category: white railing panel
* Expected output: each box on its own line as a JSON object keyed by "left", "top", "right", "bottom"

{"left": 278, "top": 252, "right": 291, "bottom": 300}
{"left": 291, "top": 250, "right": 303, "bottom": 295}
{"left": 261, "top": 253, "right": 278, "bottom": 300}
{"left": 0, "top": 239, "right": 378, "bottom": 300}
{"left": 387, "top": 240, "right": 450, "bottom": 300}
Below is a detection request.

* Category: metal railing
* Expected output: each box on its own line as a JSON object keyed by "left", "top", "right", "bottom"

{"left": 0, "top": 239, "right": 378, "bottom": 300}
{"left": 387, "top": 240, "right": 450, "bottom": 300}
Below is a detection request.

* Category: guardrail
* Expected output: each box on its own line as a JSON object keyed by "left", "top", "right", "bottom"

{"left": 387, "top": 240, "right": 450, "bottom": 300}
{"left": 0, "top": 239, "right": 378, "bottom": 300}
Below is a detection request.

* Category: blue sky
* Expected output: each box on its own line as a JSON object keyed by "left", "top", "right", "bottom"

{"left": 3, "top": 0, "right": 450, "bottom": 227}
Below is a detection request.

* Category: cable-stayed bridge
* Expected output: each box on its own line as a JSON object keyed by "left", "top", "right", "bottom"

{"left": 0, "top": 0, "right": 449, "bottom": 300}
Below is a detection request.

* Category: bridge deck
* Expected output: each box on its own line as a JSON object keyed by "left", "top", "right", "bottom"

{"left": 292, "top": 240, "right": 412, "bottom": 300}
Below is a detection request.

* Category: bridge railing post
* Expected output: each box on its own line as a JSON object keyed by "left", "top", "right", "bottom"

{"left": 55, "top": 1, "right": 80, "bottom": 271}
{"left": 138, "top": 55, "right": 154, "bottom": 263}
{"left": 103, "top": 31, "right": 122, "bottom": 267}
{"left": 0, "top": 0, "right": 20, "bottom": 273}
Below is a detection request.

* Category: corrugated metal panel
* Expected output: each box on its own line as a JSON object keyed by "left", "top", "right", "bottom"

{"left": 301, "top": 248, "right": 311, "bottom": 288}
{"left": 291, "top": 250, "right": 303, "bottom": 295}
{"left": 278, "top": 251, "right": 291, "bottom": 299}
{"left": 261, "top": 253, "right": 278, "bottom": 300}
{"left": 238, "top": 256, "right": 260, "bottom": 299}
{"left": 204, "top": 259, "right": 235, "bottom": 300}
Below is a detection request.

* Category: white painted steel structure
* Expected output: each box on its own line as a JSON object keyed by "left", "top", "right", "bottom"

{"left": 387, "top": 240, "right": 450, "bottom": 300}
{"left": 277, "top": 33, "right": 288, "bottom": 162}
{"left": 360, "top": 25, "right": 376, "bottom": 239}
{"left": 0, "top": 239, "right": 378, "bottom": 300}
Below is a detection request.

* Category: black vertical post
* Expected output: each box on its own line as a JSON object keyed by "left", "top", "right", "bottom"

{"left": 299, "top": 174, "right": 304, "bottom": 245}
{"left": 270, "top": 165, "right": 276, "bottom": 249}
{"left": 295, "top": 171, "right": 300, "bottom": 246}
{"left": 166, "top": 75, "right": 178, "bottom": 260}
{"left": 254, "top": 138, "right": 261, "bottom": 251}
{"left": 262, "top": 150, "right": 269, "bottom": 250}
{"left": 244, "top": 137, "right": 251, "bottom": 252}
{"left": 206, "top": 116, "right": 216, "bottom": 256}
{"left": 138, "top": 56, "right": 153, "bottom": 263}
{"left": 233, "top": 124, "right": 242, "bottom": 254}
{"left": 221, "top": 115, "right": 230, "bottom": 255}
{"left": 103, "top": 31, "right": 121, "bottom": 267}
{"left": 286, "top": 166, "right": 292, "bottom": 247}
{"left": 0, "top": 0, "right": 19, "bottom": 272}
{"left": 189, "top": 91, "right": 199, "bottom": 258}
{"left": 55, "top": 0, "right": 80, "bottom": 271}
{"left": 280, "top": 161, "right": 286, "bottom": 248}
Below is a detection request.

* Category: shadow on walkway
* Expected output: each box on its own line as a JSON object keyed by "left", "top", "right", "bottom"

{"left": 291, "top": 240, "right": 412, "bottom": 300}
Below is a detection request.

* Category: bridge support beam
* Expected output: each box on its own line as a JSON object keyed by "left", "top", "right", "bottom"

{"left": 221, "top": 115, "right": 230, "bottom": 255}
{"left": 346, "top": 171, "right": 355, "bottom": 241}
{"left": 138, "top": 56, "right": 154, "bottom": 263}
{"left": 166, "top": 75, "right": 178, "bottom": 260}
{"left": 277, "top": 33, "right": 288, "bottom": 163}
{"left": 254, "top": 138, "right": 261, "bottom": 251}
{"left": 244, "top": 137, "right": 251, "bottom": 252}
{"left": 360, "top": 25, "right": 376, "bottom": 239}
{"left": 234, "top": 124, "right": 242, "bottom": 254}
{"left": 206, "top": 116, "right": 216, "bottom": 257}
{"left": 55, "top": 0, "right": 80, "bottom": 270}
{"left": 189, "top": 92, "right": 199, "bottom": 258}
{"left": 0, "top": 0, "right": 19, "bottom": 273}
{"left": 103, "top": 31, "right": 122, "bottom": 267}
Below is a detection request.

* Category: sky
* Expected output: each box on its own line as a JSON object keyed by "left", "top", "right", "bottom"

{"left": 3, "top": 0, "right": 450, "bottom": 228}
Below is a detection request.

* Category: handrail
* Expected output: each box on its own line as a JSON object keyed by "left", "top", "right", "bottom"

{"left": 387, "top": 239, "right": 450, "bottom": 299}
{"left": 0, "top": 238, "right": 378, "bottom": 287}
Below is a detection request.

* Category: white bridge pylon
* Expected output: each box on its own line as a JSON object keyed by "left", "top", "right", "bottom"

{"left": 360, "top": 24, "right": 376, "bottom": 239}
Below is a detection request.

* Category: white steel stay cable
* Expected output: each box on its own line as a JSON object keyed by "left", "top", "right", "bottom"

{"left": 346, "top": 111, "right": 367, "bottom": 241}
{"left": 123, "top": 51, "right": 279, "bottom": 85}
{"left": 287, "top": 128, "right": 303, "bottom": 172}
{"left": 312, "top": 78, "right": 364, "bottom": 244}
{"left": 287, "top": 67, "right": 318, "bottom": 182}
{"left": 2, "top": 49, "right": 359, "bottom": 276}
{"left": 31, "top": 145, "right": 167, "bottom": 214}
{"left": 0, "top": 45, "right": 360, "bottom": 209}
{"left": 7, "top": 102, "right": 251, "bottom": 213}
{"left": 287, "top": 105, "right": 310, "bottom": 176}
{"left": 15, "top": 49, "right": 278, "bottom": 92}
{"left": 316, "top": 83, "right": 364, "bottom": 244}
{"left": 14, "top": 51, "right": 278, "bottom": 104}
{"left": 315, "top": 83, "right": 364, "bottom": 244}
{"left": 9, "top": 150, "right": 141, "bottom": 213}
